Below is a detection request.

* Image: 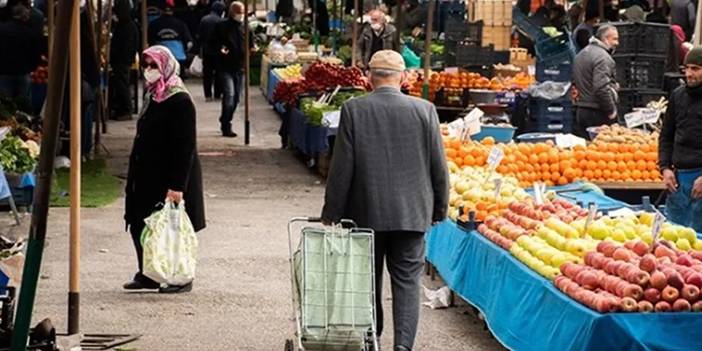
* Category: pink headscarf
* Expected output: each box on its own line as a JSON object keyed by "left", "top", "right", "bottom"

{"left": 671, "top": 25, "right": 690, "bottom": 65}
{"left": 142, "top": 45, "right": 188, "bottom": 103}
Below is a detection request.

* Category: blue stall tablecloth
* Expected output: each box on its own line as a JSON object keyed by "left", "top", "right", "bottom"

{"left": 289, "top": 108, "right": 329, "bottom": 157}
{"left": 0, "top": 167, "right": 35, "bottom": 199}
{"left": 426, "top": 220, "right": 702, "bottom": 351}
{"left": 267, "top": 68, "right": 282, "bottom": 103}
{"left": 529, "top": 182, "right": 629, "bottom": 211}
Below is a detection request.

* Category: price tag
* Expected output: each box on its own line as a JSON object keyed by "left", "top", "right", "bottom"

{"left": 584, "top": 203, "right": 598, "bottom": 234}
{"left": 555, "top": 133, "right": 587, "bottom": 149}
{"left": 494, "top": 178, "right": 503, "bottom": 200}
{"left": 487, "top": 147, "right": 505, "bottom": 170}
{"left": 322, "top": 110, "right": 341, "bottom": 128}
{"left": 447, "top": 118, "right": 465, "bottom": 138}
{"left": 444, "top": 67, "right": 459, "bottom": 74}
{"left": 651, "top": 211, "right": 666, "bottom": 244}
{"left": 533, "top": 183, "right": 544, "bottom": 206}
{"left": 463, "top": 108, "right": 484, "bottom": 136}
{"left": 624, "top": 111, "right": 645, "bottom": 128}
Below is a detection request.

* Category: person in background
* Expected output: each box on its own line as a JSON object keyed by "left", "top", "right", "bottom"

{"left": 621, "top": 5, "right": 645, "bottom": 22}
{"left": 110, "top": 0, "right": 139, "bottom": 121}
{"left": 0, "top": 2, "right": 42, "bottom": 99}
{"left": 124, "top": 45, "right": 205, "bottom": 293}
{"left": 672, "top": 25, "right": 692, "bottom": 67}
{"left": 659, "top": 47, "right": 702, "bottom": 233}
{"left": 198, "top": 0, "right": 225, "bottom": 102}
{"left": 210, "top": 1, "right": 253, "bottom": 137}
{"left": 572, "top": 24, "right": 619, "bottom": 139}
{"left": 321, "top": 50, "right": 449, "bottom": 351}
{"left": 670, "top": 0, "right": 697, "bottom": 43}
{"left": 148, "top": 4, "right": 194, "bottom": 76}
{"left": 572, "top": 10, "right": 599, "bottom": 52}
{"left": 357, "top": 9, "right": 398, "bottom": 70}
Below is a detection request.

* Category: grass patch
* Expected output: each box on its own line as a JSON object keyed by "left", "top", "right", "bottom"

{"left": 50, "top": 158, "right": 121, "bottom": 208}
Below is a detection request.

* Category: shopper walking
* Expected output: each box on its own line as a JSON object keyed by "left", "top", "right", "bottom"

{"left": 357, "top": 9, "right": 398, "bottom": 70}
{"left": 148, "top": 4, "right": 194, "bottom": 74}
{"left": 572, "top": 24, "right": 619, "bottom": 139}
{"left": 210, "top": 1, "right": 252, "bottom": 137}
{"left": 321, "top": 50, "right": 449, "bottom": 351}
{"left": 109, "top": 0, "right": 139, "bottom": 121}
{"left": 198, "top": 1, "right": 225, "bottom": 101}
{"left": 124, "top": 45, "right": 205, "bottom": 293}
{"left": 659, "top": 47, "right": 702, "bottom": 233}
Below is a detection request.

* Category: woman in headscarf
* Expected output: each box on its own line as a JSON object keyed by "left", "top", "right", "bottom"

{"left": 671, "top": 25, "right": 691, "bottom": 67}
{"left": 123, "top": 45, "right": 205, "bottom": 294}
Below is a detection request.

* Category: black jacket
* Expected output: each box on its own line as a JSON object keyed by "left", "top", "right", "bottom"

{"left": 0, "top": 18, "right": 43, "bottom": 75}
{"left": 125, "top": 92, "right": 206, "bottom": 232}
{"left": 148, "top": 14, "right": 193, "bottom": 48}
{"left": 209, "top": 18, "right": 252, "bottom": 72}
{"left": 659, "top": 85, "right": 702, "bottom": 171}
{"left": 111, "top": 0, "right": 139, "bottom": 66}
{"left": 198, "top": 12, "right": 224, "bottom": 56}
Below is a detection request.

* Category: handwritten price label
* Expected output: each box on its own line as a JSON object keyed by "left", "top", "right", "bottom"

{"left": 651, "top": 211, "right": 666, "bottom": 244}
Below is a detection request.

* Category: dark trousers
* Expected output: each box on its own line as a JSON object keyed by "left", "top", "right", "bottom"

{"left": 129, "top": 220, "right": 146, "bottom": 273}
{"left": 374, "top": 231, "right": 425, "bottom": 350}
{"left": 218, "top": 70, "right": 244, "bottom": 132}
{"left": 573, "top": 106, "right": 615, "bottom": 140}
{"left": 109, "top": 64, "right": 132, "bottom": 117}
{"left": 202, "top": 54, "right": 221, "bottom": 99}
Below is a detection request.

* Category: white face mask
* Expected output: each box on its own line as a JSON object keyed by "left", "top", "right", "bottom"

{"left": 144, "top": 68, "right": 161, "bottom": 84}
{"left": 371, "top": 23, "right": 383, "bottom": 32}
{"left": 234, "top": 14, "right": 245, "bottom": 22}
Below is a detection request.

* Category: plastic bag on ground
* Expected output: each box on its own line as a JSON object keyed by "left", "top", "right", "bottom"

{"left": 141, "top": 200, "right": 198, "bottom": 286}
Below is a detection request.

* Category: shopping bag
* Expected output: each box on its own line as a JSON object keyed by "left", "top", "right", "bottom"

{"left": 188, "top": 55, "right": 204, "bottom": 77}
{"left": 141, "top": 200, "right": 198, "bottom": 286}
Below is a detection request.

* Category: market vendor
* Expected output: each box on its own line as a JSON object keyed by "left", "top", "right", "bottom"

{"left": 356, "top": 9, "right": 398, "bottom": 69}
{"left": 659, "top": 47, "right": 702, "bottom": 232}
{"left": 572, "top": 24, "right": 619, "bottom": 140}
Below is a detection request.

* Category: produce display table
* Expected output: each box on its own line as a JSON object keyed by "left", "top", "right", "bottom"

{"left": 542, "top": 182, "right": 630, "bottom": 211}
{"left": 289, "top": 108, "right": 330, "bottom": 157}
{"left": 592, "top": 182, "right": 667, "bottom": 206}
{"left": 267, "top": 69, "right": 283, "bottom": 103}
{"left": 426, "top": 220, "right": 702, "bottom": 351}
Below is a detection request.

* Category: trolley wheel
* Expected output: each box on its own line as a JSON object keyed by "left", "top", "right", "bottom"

{"left": 284, "top": 339, "right": 294, "bottom": 351}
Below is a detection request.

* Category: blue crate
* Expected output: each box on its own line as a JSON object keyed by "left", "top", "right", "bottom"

{"left": 535, "top": 33, "right": 575, "bottom": 61}
{"left": 471, "top": 125, "right": 517, "bottom": 143}
{"left": 536, "top": 60, "right": 572, "bottom": 82}
{"left": 528, "top": 95, "right": 573, "bottom": 133}
{"left": 512, "top": 7, "right": 549, "bottom": 42}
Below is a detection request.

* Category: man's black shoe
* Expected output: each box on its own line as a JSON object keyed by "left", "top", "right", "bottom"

{"left": 159, "top": 282, "right": 193, "bottom": 294}
{"left": 123, "top": 273, "right": 160, "bottom": 290}
{"left": 222, "top": 130, "right": 238, "bottom": 137}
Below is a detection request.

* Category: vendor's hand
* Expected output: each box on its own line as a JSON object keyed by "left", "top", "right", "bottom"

{"left": 692, "top": 177, "right": 702, "bottom": 199}
{"left": 662, "top": 169, "right": 678, "bottom": 193}
{"left": 166, "top": 189, "right": 183, "bottom": 203}
{"left": 221, "top": 47, "right": 229, "bottom": 55}
{"left": 608, "top": 111, "right": 617, "bottom": 120}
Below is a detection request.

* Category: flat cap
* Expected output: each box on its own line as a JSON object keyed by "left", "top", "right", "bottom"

{"left": 368, "top": 50, "right": 405, "bottom": 72}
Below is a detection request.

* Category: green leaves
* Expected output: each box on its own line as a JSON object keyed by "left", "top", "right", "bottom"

{"left": 0, "top": 136, "right": 36, "bottom": 174}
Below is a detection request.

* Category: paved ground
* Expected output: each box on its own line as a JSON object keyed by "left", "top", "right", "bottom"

{"left": 7, "top": 82, "right": 505, "bottom": 350}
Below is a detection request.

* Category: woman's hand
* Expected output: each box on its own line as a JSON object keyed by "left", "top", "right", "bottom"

{"left": 166, "top": 189, "right": 183, "bottom": 203}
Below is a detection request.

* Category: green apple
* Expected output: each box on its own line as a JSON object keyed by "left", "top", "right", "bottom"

{"left": 640, "top": 231, "right": 654, "bottom": 245}
{"left": 639, "top": 212, "right": 654, "bottom": 226}
{"left": 677, "top": 227, "right": 697, "bottom": 243}
{"left": 661, "top": 227, "right": 679, "bottom": 242}
{"left": 677, "top": 238, "right": 692, "bottom": 251}
{"left": 611, "top": 228, "right": 627, "bottom": 242}
{"left": 621, "top": 225, "right": 638, "bottom": 240}
{"left": 588, "top": 222, "right": 611, "bottom": 240}
{"left": 550, "top": 252, "right": 567, "bottom": 268}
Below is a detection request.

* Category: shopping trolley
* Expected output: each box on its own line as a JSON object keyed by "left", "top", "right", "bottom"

{"left": 284, "top": 217, "right": 379, "bottom": 351}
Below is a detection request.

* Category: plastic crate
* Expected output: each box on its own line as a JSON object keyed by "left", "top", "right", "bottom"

{"left": 529, "top": 95, "right": 573, "bottom": 133}
{"left": 535, "top": 33, "right": 575, "bottom": 60}
{"left": 614, "top": 54, "right": 667, "bottom": 89}
{"left": 0, "top": 186, "right": 34, "bottom": 209}
{"left": 445, "top": 19, "right": 483, "bottom": 43}
{"left": 612, "top": 22, "right": 671, "bottom": 56}
{"left": 617, "top": 89, "right": 667, "bottom": 115}
{"left": 536, "top": 60, "right": 572, "bottom": 82}
{"left": 512, "top": 6, "right": 548, "bottom": 41}
{"left": 471, "top": 125, "right": 517, "bottom": 142}
{"left": 456, "top": 44, "right": 510, "bottom": 67}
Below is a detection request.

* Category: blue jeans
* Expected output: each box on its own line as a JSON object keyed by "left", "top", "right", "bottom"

{"left": 0, "top": 74, "right": 31, "bottom": 99}
{"left": 666, "top": 168, "right": 702, "bottom": 233}
{"left": 218, "top": 70, "right": 243, "bottom": 132}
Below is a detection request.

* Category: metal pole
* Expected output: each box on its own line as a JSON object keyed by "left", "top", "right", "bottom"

{"left": 244, "top": 0, "right": 251, "bottom": 145}
{"left": 422, "top": 0, "right": 434, "bottom": 100}
{"left": 10, "top": 0, "right": 74, "bottom": 348}
{"left": 48, "top": 0, "right": 55, "bottom": 60}
{"left": 68, "top": 0, "right": 82, "bottom": 335}
{"left": 351, "top": 0, "right": 358, "bottom": 66}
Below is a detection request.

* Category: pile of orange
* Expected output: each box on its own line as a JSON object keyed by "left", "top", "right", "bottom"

{"left": 408, "top": 71, "right": 536, "bottom": 101}
{"left": 443, "top": 137, "right": 662, "bottom": 187}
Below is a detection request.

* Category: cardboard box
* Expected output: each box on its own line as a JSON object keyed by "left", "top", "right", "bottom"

{"left": 482, "top": 25, "right": 512, "bottom": 50}
{"left": 467, "top": 0, "right": 513, "bottom": 26}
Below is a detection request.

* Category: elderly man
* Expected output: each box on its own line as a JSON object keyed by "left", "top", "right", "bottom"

{"left": 357, "top": 10, "right": 398, "bottom": 69}
{"left": 659, "top": 47, "right": 702, "bottom": 233}
{"left": 572, "top": 24, "right": 619, "bottom": 139}
{"left": 321, "top": 50, "right": 449, "bottom": 351}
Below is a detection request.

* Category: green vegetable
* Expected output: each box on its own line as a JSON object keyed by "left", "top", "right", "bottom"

{"left": 300, "top": 98, "right": 337, "bottom": 126}
{"left": 0, "top": 136, "right": 36, "bottom": 174}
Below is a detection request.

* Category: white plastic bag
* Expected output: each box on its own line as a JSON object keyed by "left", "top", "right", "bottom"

{"left": 141, "top": 200, "right": 198, "bottom": 286}
{"left": 188, "top": 56, "right": 203, "bottom": 77}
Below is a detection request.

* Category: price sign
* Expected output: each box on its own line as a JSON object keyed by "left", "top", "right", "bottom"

{"left": 487, "top": 147, "right": 505, "bottom": 170}
{"left": 444, "top": 67, "right": 459, "bottom": 74}
{"left": 464, "top": 108, "right": 484, "bottom": 136}
{"left": 555, "top": 133, "right": 587, "bottom": 149}
{"left": 651, "top": 211, "right": 666, "bottom": 244}
{"left": 583, "top": 203, "right": 598, "bottom": 234}
{"left": 322, "top": 110, "right": 341, "bottom": 128}
{"left": 494, "top": 178, "right": 503, "bottom": 200}
{"left": 533, "top": 183, "right": 544, "bottom": 205}
{"left": 625, "top": 109, "right": 660, "bottom": 128}
{"left": 447, "top": 118, "right": 465, "bottom": 138}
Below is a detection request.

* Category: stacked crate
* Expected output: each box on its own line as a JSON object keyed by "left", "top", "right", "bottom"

{"left": 612, "top": 22, "right": 671, "bottom": 114}
{"left": 467, "top": 0, "right": 512, "bottom": 50}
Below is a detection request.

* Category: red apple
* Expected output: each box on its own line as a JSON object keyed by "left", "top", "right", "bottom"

{"left": 632, "top": 241, "right": 650, "bottom": 257}
{"left": 655, "top": 301, "right": 672, "bottom": 312}
{"left": 673, "top": 299, "right": 692, "bottom": 312}
{"left": 666, "top": 271, "right": 685, "bottom": 289}
{"left": 621, "top": 297, "right": 638, "bottom": 312}
{"left": 639, "top": 254, "right": 658, "bottom": 273}
{"left": 599, "top": 242, "right": 618, "bottom": 257}
{"left": 662, "top": 286, "right": 680, "bottom": 303}
{"left": 650, "top": 271, "right": 668, "bottom": 290}
{"left": 624, "top": 241, "right": 636, "bottom": 251}
{"left": 613, "top": 248, "right": 633, "bottom": 262}
{"left": 655, "top": 245, "right": 677, "bottom": 259}
{"left": 605, "top": 261, "right": 623, "bottom": 276}
{"left": 681, "top": 284, "right": 700, "bottom": 303}
{"left": 676, "top": 254, "right": 694, "bottom": 267}
{"left": 578, "top": 271, "right": 599, "bottom": 290}
{"left": 692, "top": 301, "right": 702, "bottom": 312}
{"left": 622, "top": 284, "right": 644, "bottom": 301}
{"left": 644, "top": 288, "right": 661, "bottom": 304}
{"left": 630, "top": 271, "right": 651, "bottom": 286}
{"left": 691, "top": 251, "right": 702, "bottom": 262}
{"left": 637, "top": 300, "right": 654, "bottom": 313}
{"left": 658, "top": 256, "right": 674, "bottom": 266}
{"left": 686, "top": 273, "right": 702, "bottom": 288}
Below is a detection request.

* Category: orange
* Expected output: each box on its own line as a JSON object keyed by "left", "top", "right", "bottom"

{"left": 601, "top": 152, "right": 614, "bottom": 163}
{"left": 470, "top": 147, "right": 483, "bottom": 158}
{"left": 455, "top": 157, "right": 464, "bottom": 166}
{"left": 623, "top": 153, "right": 634, "bottom": 162}
{"left": 548, "top": 150, "right": 560, "bottom": 164}
{"left": 617, "top": 161, "right": 627, "bottom": 172}
{"left": 538, "top": 153, "right": 549, "bottom": 163}
{"left": 558, "top": 176, "right": 569, "bottom": 185}
{"left": 458, "top": 147, "right": 469, "bottom": 158}
{"left": 446, "top": 148, "right": 458, "bottom": 158}
{"left": 464, "top": 155, "right": 476, "bottom": 166}
{"left": 607, "top": 161, "right": 618, "bottom": 171}
{"left": 497, "top": 165, "right": 509, "bottom": 174}
{"left": 603, "top": 169, "right": 612, "bottom": 179}
{"left": 475, "top": 156, "right": 486, "bottom": 165}
{"left": 646, "top": 161, "right": 657, "bottom": 171}
{"left": 551, "top": 172, "right": 561, "bottom": 183}
{"left": 594, "top": 169, "right": 603, "bottom": 179}
{"left": 634, "top": 150, "right": 646, "bottom": 160}
{"left": 482, "top": 137, "right": 496, "bottom": 146}
{"left": 542, "top": 171, "right": 551, "bottom": 181}
{"left": 611, "top": 172, "right": 621, "bottom": 181}
{"left": 579, "top": 159, "right": 589, "bottom": 170}
{"left": 614, "top": 153, "right": 624, "bottom": 162}
{"left": 636, "top": 160, "right": 647, "bottom": 171}
{"left": 563, "top": 168, "right": 577, "bottom": 180}
{"left": 574, "top": 151, "right": 586, "bottom": 161}
{"left": 550, "top": 163, "right": 560, "bottom": 173}
{"left": 450, "top": 139, "right": 461, "bottom": 150}
{"left": 632, "top": 169, "right": 642, "bottom": 180}
{"left": 573, "top": 144, "right": 586, "bottom": 152}
{"left": 597, "top": 160, "right": 608, "bottom": 170}
{"left": 476, "top": 211, "right": 488, "bottom": 221}
{"left": 560, "top": 160, "right": 572, "bottom": 172}
{"left": 545, "top": 180, "right": 555, "bottom": 187}
{"left": 476, "top": 202, "right": 487, "bottom": 211}
{"left": 584, "top": 170, "right": 595, "bottom": 179}
{"left": 529, "top": 154, "right": 539, "bottom": 164}
{"left": 574, "top": 168, "right": 583, "bottom": 179}
{"left": 607, "top": 143, "right": 619, "bottom": 153}
{"left": 645, "top": 152, "right": 657, "bottom": 162}
{"left": 587, "top": 160, "right": 598, "bottom": 170}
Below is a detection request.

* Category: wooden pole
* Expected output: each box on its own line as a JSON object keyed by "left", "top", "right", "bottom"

{"left": 141, "top": 0, "right": 148, "bottom": 52}
{"left": 244, "top": 0, "right": 251, "bottom": 145}
{"left": 422, "top": 0, "right": 434, "bottom": 100}
{"left": 95, "top": 0, "right": 103, "bottom": 151}
{"left": 68, "top": 0, "right": 82, "bottom": 336}
{"left": 351, "top": 0, "right": 359, "bottom": 66}
{"left": 10, "top": 0, "right": 74, "bottom": 348}
{"left": 48, "top": 0, "right": 55, "bottom": 60}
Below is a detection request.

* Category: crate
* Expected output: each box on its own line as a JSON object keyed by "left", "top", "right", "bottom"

{"left": 535, "top": 33, "right": 574, "bottom": 61}
{"left": 536, "top": 53, "right": 573, "bottom": 82}
{"left": 528, "top": 95, "right": 573, "bottom": 133}
{"left": 467, "top": 0, "right": 512, "bottom": 26}
{"left": 617, "top": 89, "right": 667, "bottom": 115}
{"left": 482, "top": 25, "right": 512, "bottom": 50}
{"left": 456, "top": 44, "right": 510, "bottom": 67}
{"left": 512, "top": 6, "right": 548, "bottom": 42}
{"left": 612, "top": 22, "right": 671, "bottom": 57}
{"left": 445, "top": 18, "right": 483, "bottom": 43}
{"left": 614, "top": 54, "right": 667, "bottom": 89}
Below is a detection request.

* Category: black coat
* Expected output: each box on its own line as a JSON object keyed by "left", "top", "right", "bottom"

{"left": 111, "top": 0, "right": 139, "bottom": 66}
{"left": 125, "top": 92, "right": 206, "bottom": 232}
{"left": 209, "top": 18, "right": 253, "bottom": 72}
